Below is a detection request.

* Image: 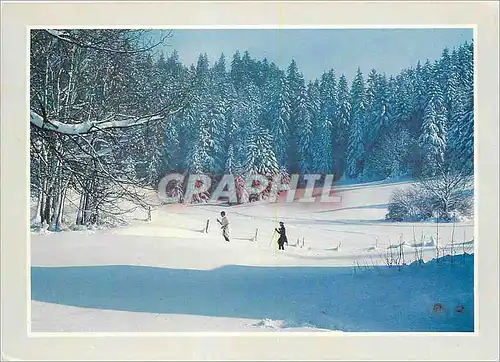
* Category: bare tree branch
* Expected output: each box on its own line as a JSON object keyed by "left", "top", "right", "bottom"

{"left": 44, "top": 29, "right": 173, "bottom": 54}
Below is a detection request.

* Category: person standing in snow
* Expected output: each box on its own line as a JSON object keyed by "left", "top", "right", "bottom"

{"left": 217, "top": 211, "right": 230, "bottom": 242}
{"left": 275, "top": 221, "right": 288, "bottom": 250}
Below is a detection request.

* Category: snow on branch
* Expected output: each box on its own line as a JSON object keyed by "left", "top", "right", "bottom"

{"left": 30, "top": 106, "right": 183, "bottom": 135}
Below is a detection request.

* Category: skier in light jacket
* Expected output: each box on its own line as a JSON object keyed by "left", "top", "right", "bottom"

{"left": 217, "top": 211, "right": 230, "bottom": 242}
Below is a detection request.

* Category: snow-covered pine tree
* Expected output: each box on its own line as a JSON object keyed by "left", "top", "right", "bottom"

{"left": 208, "top": 54, "right": 232, "bottom": 176}
{"left": 364, "top": 69, "right": 380, "bottom": 152}
{"left": 457, "top": 42, "right": 474, "bottom": 95}
{"left": 161, "top": 58, "right": 198, "bottom": 175}
{"left": 295, "top": 80, "right": 315, "bottom": 176}
{"left": 364, "top": 96, "right": 415, "bottom": 181}
{"left": 230, "top": 71, "right": 259, "bottom": 205}
{"left": 419, "top": 63, "right": 448, "bottom": 175}
{"left": 241, "top": 50, "right": 259, "bottom": 85}
{"left": 346, "top": 118, "right": 365, "bottom": 179}
{"left": 365, "top": 69, "right": 378, "bottom": 112}
{"left": 230, "top": 51, "right": 245, "bottom": 88}
{"left": 205, "top": 100, "right": 226, "bottom": 174}
{"left": 151, "top": 51, "right": 189, "bottom": 175}
{"left": 438, "top": 48, "right": 452, "bottom": 97}
{"left": 362, "top": 72, "right": 395, "bottom": 180}
{"left": 254, "top": 57, "right": 271, "bottom": 88}
{"left": 165, "top": 50, "right": 185, "bottom": 80}
{"left": 286, "top": 59, "right": 304, "bottom": 174}
{"left": 419, "top": 100, "right": 446, "bottom": 176}
{"left": 448, "top": 42, "right": 474, "bottom": 174}
{"left": 252, "top": 127, "right": 279, "bottom": 176}
{"left": 233, "top": 77, "right": 262, "bottom": 176}
{"left": 141, "top": 123, "right": 167, "bottom": 186}
{"left": 230, "top": 99, "right": 249, "bottom": 173}
{"left": 315, "top": 70, "right": 336, "bottom": 175}
{"left": 246, "top": 127, "right": 279, "bottom": 201}
{"left": 346, "top": 68, "right": 366, "bottom": 179}
{"left": 394, "top": 70, "right": 414, "bottom": 126}
{"left": 430, "top": 61, "right": 448, "bottom": 145}
{"left": 186, "top": 126, "right": 212, "bottom": 174}
{"left": 163, "top": 116, "right": 182, "bottom": 172}
{"left": 184, "top": 54, "right": 219, "bottom": 177}
{"left": 262, "top": 65, "right": 290, "bottom": 168}
{"left": 450, "top": 94, "right": 473, "bottom": 174}
{"left": 408, "top": 61, "right": 427, "bottom": 137}
{"left": 445, "top": 48, "right": 462, "bottom": 122}
{"left": 221, "top": 72, "right": 239, "bottom": 174}
{"left": 334, "top": 74, "right": 351, "bottom": 179}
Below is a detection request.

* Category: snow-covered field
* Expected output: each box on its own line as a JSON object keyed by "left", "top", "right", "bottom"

{"left": 30, "top": 180, "right": 475, "bottom": 333}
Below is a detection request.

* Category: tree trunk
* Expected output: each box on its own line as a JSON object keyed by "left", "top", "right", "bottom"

{"left": 33, "top": 188, "right": 42, "bottom": 224}
{"left": 49, "top": 163, "right": 64, "bottom": 231}
{"left": 39, "top": 179, "right": 47, "bottom": 223}
{"left": 42, "top": 186, "right": 53, "bottom": 225}
{"left": 83, "top": 189, "right": 90, "bottom": 225}
{"left": 49, "top": 190, "right": 62, "bottom": 231}
{"left": 60, "top": 184, "right": 69, "bottom": 225}
{"left": 76, "top": 191, "right": 85, "bottom": 225}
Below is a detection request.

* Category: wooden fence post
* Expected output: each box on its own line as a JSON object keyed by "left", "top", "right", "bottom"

{"left": 253, "top": 228, "right": 258, "bottom": 242}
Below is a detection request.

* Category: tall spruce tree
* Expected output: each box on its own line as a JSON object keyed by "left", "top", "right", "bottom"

{"left": 448, "top": 42, "right": 474, "bottom": 174}
{"left": 294, "top": 80, "right": 317, "bottom": 175}
{"left": 347, "top": 68, "right": 366, "bottom": 178}
{"left": 334, "top": 74, "right": 351, "bottom": 179}
{"left": 262, "top": 65, "right": 290, "bottom": 168}
{"left": 286, "top": 59, "right": 305, "bottom": 173}
{"left": 315, "top": 70, "right": 337, "bottom": 175}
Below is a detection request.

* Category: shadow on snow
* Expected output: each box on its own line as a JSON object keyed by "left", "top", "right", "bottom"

{"left": 31, "top": 259, "right": 474, "bottom": 332}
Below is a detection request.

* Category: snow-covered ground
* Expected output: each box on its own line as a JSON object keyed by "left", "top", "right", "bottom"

{"left": 30, "top": 180, "right": 475, "bottom": 333}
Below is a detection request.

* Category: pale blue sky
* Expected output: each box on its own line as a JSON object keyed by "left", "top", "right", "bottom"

{"left": 159, "top": 28, "right": 473, "bottom": 82}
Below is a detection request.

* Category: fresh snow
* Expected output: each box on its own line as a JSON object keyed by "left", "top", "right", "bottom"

{"left": 31, "top": 180, "right": 474, "bottom": 333}
{"left": 30, "top": 109, "right": 168, "bottom": 136}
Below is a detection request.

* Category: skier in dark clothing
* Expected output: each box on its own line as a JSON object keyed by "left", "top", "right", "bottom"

{"left": 275, "top": 221, "right": 288, "bottom": 250}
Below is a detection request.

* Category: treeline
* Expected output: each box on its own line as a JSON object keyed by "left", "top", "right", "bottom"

{"left": 160, "top": 42, "right": 473, "bottom": 185}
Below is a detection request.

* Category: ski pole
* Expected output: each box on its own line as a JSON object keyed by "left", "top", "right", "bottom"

{"left": 268, "top": 228, "right": 276, "bottom": 247}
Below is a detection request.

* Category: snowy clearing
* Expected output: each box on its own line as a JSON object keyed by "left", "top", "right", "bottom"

{"left": 31, "top": 180, "right": 474, "bottom": 333}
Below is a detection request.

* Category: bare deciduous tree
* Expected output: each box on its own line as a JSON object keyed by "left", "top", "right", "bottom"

{"left": 30, "top": 29, "right": 196, "bottom": 230}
